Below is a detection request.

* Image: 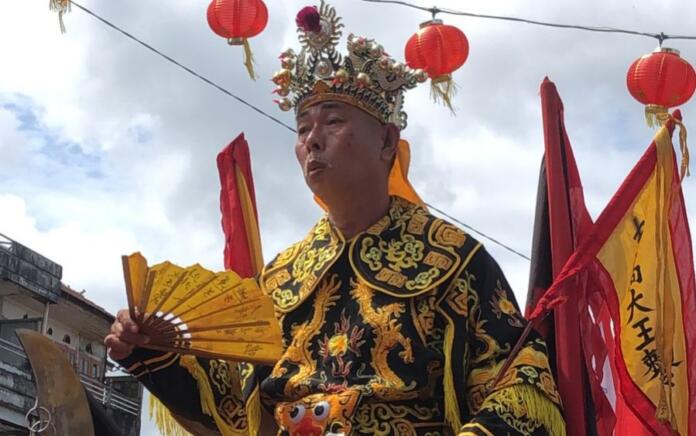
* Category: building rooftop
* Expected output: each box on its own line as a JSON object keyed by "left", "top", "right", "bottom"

{"left": 60, "top": 284, "right": 115, "bottom": 324}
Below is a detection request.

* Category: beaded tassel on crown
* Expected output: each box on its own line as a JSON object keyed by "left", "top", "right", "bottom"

{"left": 49, "top": 0, "right": 70, "bottom": 33}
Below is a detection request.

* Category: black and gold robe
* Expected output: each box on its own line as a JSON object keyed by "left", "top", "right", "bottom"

{"left": 119, "top": 197, "right": 565, "bottom": 435}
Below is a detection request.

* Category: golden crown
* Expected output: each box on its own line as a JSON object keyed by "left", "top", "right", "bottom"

{"left": 272, "top": 1, "right": 428, "bottom": 129}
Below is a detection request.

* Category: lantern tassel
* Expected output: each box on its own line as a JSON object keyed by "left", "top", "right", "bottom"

{"left": 242, "top": 39, "right": 258, "bottom": 81}
{"left": 430, "top": 75, "right": 457, "bottom": 114}
{"left": 645, "top": 104, "right": 670, "bottom": 129}
{"left": 49, "top": 0, "right": 70, "bottom": 34}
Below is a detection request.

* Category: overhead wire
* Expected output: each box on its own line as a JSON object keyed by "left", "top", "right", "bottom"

{"left": 63, "top": 0, "right": 687, "bottom": 261}
{"left": 69, "top": 1, "right": 296, "bottom": 133}
{"left": 425, "top": 204, "right": 532, "bottom": 261}
{"left": 362, "top": 0, "right": 696, "bottom": 45}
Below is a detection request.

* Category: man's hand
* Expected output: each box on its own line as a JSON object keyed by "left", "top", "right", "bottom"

{"left": 104, "top": 309, "right": 150, "bottom": 361}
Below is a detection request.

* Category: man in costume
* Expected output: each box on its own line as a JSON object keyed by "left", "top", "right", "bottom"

{"left": 105, "top": 3, "right": 565, "bottom": 435}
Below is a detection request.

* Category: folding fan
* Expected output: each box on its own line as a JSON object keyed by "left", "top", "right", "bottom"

{"left": 121, "top": 252, "right": 283, "bottom": 364}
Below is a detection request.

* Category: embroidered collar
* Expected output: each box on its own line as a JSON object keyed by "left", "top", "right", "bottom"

{"left": 261, "top": 197, "right": 469, "bottom": 312}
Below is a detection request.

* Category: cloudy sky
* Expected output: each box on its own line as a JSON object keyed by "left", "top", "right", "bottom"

{"left": 1, "top": 0, "right": 695, "bottom": 434}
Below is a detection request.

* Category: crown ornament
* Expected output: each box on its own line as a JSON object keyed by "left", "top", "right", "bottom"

{"left": 273, "top": 1, "right": 428, "bottom": 129}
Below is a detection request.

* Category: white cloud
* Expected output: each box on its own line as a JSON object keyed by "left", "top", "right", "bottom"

{"left": 1, "top": 1, "right": 695, "bottom": 434}
{"left": 0, "top": 106, "right": 33, "bottom": 167}
{"left": 0, "top": 194, "right": 139, "bottom": 308}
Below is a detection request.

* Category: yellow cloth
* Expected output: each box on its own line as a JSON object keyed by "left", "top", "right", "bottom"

{"left": 596, "top": 125, "right": 688, "bottom": 432}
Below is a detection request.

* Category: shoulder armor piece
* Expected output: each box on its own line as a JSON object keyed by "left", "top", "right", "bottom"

{"left": 261, "top": 218, "right": 345, "bottom": 313}
{"left": 349, "top": 198, "right": 470, "bottom": 297}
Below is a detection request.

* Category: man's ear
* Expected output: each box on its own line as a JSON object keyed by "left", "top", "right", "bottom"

{"left": 380, "top": 123, "right": 400, "bottom": 164}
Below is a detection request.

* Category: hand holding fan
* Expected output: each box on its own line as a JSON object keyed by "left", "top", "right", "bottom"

{"left": 121, "top": 252, "right": 282, "bottom": 364}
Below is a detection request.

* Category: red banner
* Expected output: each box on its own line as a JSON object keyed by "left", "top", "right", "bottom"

{"left": 530, "top": 112, "right": 695, "bottom": 435}
{"left": 526, "top": 78, "right": 603, "bottom": 435}
{"left": 217, "top": 133, "right": 263, "bottom": 278}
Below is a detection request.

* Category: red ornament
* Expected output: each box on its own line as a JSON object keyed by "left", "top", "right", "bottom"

{"left": 207, "top": 0, "right": 269, "bottom": 79}
{"left": 405, "top": 19, "right": 469, "bottom": 111}
{"left": 626, "top": 47, "right": 696, "bottom": 127}
{"left": 296, "top": 6, "right": 321, "bottom": 33}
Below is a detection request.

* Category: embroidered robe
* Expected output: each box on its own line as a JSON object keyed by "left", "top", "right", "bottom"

{"left": 119, "top": 198, "right": 565, "bottom": 435}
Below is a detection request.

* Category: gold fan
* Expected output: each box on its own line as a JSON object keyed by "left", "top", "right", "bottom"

{"left": 121, "top": 252, "right": 283, "bottom": 364}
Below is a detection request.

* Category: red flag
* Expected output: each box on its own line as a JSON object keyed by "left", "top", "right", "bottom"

{"left": 526, "top": 78, "right": 603, "bottom": 435}
{"left": 148, "top": 134, "right": 266, "bottom": 436}
{"left": 217, "top": 133, "right": 266, "bottom": 435}
{"left": 217, "top": 133, "right": 263, "bottom": 278}
{"left": 529, "top": 111, "right": 695, "bottom": 435}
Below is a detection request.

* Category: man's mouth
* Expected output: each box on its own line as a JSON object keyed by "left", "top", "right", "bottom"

{"left": 306, "top": 159, "right": 327, "bottom": 175}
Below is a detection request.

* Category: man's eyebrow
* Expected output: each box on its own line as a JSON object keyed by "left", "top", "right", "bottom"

{"left": 318, "top": 102, "right": 344, "bottom": 111}
{"left": 296, "top": 102, "right": 346, "bottom": 121}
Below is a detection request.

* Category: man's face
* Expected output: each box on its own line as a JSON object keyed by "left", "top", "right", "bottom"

{"left": 295, "top": 101, "right": 394, "bottom": 199}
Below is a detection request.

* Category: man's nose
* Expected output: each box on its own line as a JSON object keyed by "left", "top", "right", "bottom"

{"left": 304, "top": 125, "right": 324, "bottom": 152}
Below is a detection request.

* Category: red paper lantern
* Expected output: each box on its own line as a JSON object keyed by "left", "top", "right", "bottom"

{"left": 405, "top": 19, "right": 469, "bottom": 110}
{"left": 207, "top": 0, "right": 269, "bottom": 79}
{"left": 626, "top": 47, "right": 696, "bottom": 127}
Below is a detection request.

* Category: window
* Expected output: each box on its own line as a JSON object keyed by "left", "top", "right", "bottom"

{"left": 63, "top": 334, "right": 71, "bottom": 345}
{"left": 85, "top": 343, "right": 93, "bottom": 354}
{"left": 93, "top": 364, "right": 99, "bottom": 379}
{"left": 47, "top": 327, "right": 53, "bottom": 335}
